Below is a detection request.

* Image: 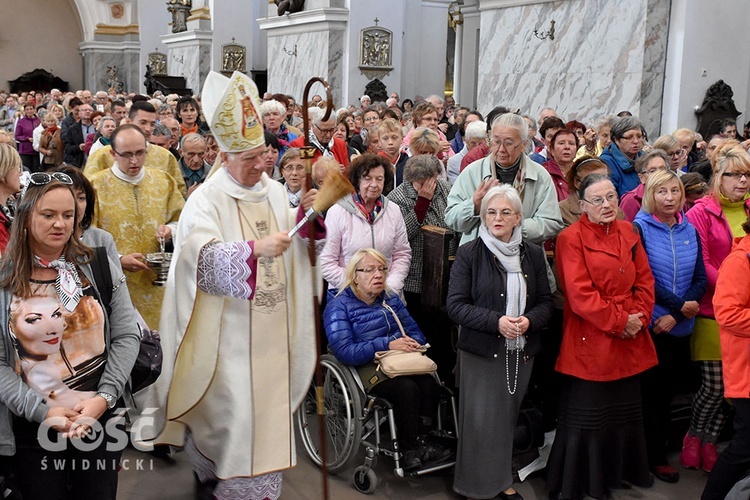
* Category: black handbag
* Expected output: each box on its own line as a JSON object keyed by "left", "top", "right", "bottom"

{"left": 90, "top": 246, "right": 163, "bottom": 393}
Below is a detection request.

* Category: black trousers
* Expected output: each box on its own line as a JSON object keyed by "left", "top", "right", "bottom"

{"left": 642, "top": 332, "right": 692, "bottom": 466}
{"left": 370, "top": 374, "right": 440, "bottom": 450}
{"left": 702, "top": 398, "right": 750, "bottom": 500}
{"left": 20, "top": 153, "right": 41, "bottom": 173}
{"left": 12, "top": 410, "right": 124, "bottom": 500}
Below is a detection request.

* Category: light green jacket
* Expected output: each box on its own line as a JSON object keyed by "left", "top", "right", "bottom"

{"left": 445, "top": 153, "right": 564, "bottom": 245}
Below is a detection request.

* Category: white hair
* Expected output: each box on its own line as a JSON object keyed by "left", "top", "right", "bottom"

{"left": 360, "top": 95, "right": 371, "bottom": 104}
{"left": 259, "top": 99, "right": 286, "bottom": 117}
{"left": 491, "top": 113, "right": 528, "bottom": 142}
{"left": 480, "top": 185, "right": 524, "bottom": 219}
{"left": 386, "top": 98, "right": 398, "bottom": 107}
{"left": 464, "top": 121, "right": 488, "bottom": 141}
{"left": 309, "top": 107, "right": 324, "bottom": 125}
{"left": 426, "top": 95, "right": 444, "bottom": 105}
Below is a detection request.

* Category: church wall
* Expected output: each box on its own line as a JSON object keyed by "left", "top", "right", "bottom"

{"left": 0, "top": 0, "right": 83, "bottom": 91}
{"left": 137, "top": 0, "right": 172, "bottom": 93}
{"left": 476, "top": 0, "right": 669, "bottom": 137}
{"left": 661, "top": 0, "right": 750, "bottom": 134}
{"left": 345, "top": 0, "right": 406, "bottom": 105}
{"left": 212, "top": 0, "right": 266, "bottom": 77}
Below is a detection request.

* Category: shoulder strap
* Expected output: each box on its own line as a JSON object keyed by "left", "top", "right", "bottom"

{"left": 382, "top": 301, "right": 407, "bottom": 338}
{"left": 90, "top": 246, "right": 113, "bottom": 314}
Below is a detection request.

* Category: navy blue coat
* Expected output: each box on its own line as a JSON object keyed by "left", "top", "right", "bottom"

{"left": 324, "top": 288, "right": 426, "bottom": 366}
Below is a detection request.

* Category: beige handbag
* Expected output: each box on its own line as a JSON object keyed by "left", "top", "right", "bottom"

{"left": 373, "top": 303, "right": 437, "bottom": 378}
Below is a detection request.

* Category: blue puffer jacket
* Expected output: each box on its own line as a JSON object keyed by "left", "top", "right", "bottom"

{"left": 324, "top": 288, "right": 426, "bottom": 366}
{"left": 600, "top": 142, "right": 641, "bottom": 196}
{"left": 634, "top": 211, "right": 707, "bottom": 336}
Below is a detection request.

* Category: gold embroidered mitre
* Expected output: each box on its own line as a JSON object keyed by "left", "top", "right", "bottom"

{"left": 201, "top": 71, "right": 264, "bottom": 152}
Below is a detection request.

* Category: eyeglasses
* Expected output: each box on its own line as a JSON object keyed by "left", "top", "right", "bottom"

{"left": 112, "top": 148, "right": 148, "bottom": 160}
{"left": 490, "top": 138, "right": 522, "bottom": 150}
{"left": 314, "top": 123, "right": 336, "bottom": 134}
{"left": 582, "top": 193, "right": 619, "bottom": 206}
{"left": 28, "top": 172, "right": 73, "bottom": 186}
{"left": 620, "top": 133, "right": 644, "bottom": 142}
{"left": 282, "top": 165, "right": 306, "bottom": 173}
{"left": 722, "top": 172, "right": 750, "bottom": 180}
{"left": 667, "top": 150, "right": 683, "bottom": 157}
{"left": 356, "top": 266, "right": 388, "bottom": 274}
{"left": 485, "top": 209, "right": 517, "bottom": 220}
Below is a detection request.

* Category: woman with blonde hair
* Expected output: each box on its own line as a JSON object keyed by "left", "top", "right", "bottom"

{"left": 684, "top": 145, "right": 750, "bottom": 472}
{"left": 324, "top": 248, "right": 446, "bottom": 471}
{"left": 0, "top": 144, "right": 22, "bottom": 251}
{"left": 634, "top": 169, "right": 706, "bottom": 483}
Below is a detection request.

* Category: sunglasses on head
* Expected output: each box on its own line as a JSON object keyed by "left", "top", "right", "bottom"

{"left": 28, "top": 172, "right": 73, "bottom": 187}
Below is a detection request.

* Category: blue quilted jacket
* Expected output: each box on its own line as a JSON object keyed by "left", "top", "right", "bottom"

{"left": 324, "top": 288, "right": 426, "bottom": 366}
{"left": 633, "top": 211, "right": 707, "bottom": 336}
{"left": 600, "top": 142, "right": 642, "bottom": 196}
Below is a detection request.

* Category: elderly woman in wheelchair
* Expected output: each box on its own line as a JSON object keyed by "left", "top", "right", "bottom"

{"left": 323, "top": 248, "right": 451, "bottom": 472}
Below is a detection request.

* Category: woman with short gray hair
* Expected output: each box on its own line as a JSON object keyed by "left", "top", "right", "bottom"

{"left": 448, "top": 184, "right": 553, "bottom": 500}
{"left": 600, "top": 116, "right": 646, "bottom": 196}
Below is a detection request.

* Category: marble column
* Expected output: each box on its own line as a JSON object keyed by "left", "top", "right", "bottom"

{"left": 79, "top": 41, "right": 140, "bottom": 93}
{"left": 160, "top": 30, "right": 213, "bottom": 94}
{"left": 476, "top": 0, "right": 670, "bottom": 136}
{"left": 258, "top": 8, "right": 348, "bottom": 105}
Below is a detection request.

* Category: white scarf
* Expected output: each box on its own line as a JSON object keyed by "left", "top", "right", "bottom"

{"left": 112, "top": 161, "right": 146, "bottom": 185}
{"left": 33, "top": 255, "right": 82, "bottom": 312}
{"left": 308, "top": 129, "right": 334, "bottom": 157}
{"left": 478, "top": 223, "right": 527, "bottom": 319}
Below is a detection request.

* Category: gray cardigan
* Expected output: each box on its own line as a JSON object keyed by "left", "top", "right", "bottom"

{"left": 0, "top": 256, "right": 140, "bottom": 455}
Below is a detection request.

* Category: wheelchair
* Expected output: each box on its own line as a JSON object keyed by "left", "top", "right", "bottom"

{"left": 296, "top": 354, "right": 458, "bottom": 494}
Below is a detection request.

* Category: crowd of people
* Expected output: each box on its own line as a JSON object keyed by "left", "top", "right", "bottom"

{"left": 0, "top": 77, "right": 747, "bottom": 500}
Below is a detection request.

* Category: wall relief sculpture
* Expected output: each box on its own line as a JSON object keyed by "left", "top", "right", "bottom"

{"left": 359, "top": 25, "right": 393, "bottom": 80}
{"left": 148, "top": 52, "right": 168, "bottom": 76}
{"left": 221, "top": 41, "right": 246, "bottom": 74}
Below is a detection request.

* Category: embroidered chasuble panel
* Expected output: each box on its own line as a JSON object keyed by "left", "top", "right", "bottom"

{"left": 90, "top": 169, "right": 184, "bottom": 330}
{"left": 239, "top": 199, "right": 293, "bottom": 474}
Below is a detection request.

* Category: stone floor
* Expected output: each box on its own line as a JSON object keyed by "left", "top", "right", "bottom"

{"left": 117, "top": 442, "right": 713, "bottom": 499}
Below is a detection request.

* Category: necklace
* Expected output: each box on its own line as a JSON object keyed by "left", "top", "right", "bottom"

{"left": 506, "top": 322, "right": 521, "bottom": 394}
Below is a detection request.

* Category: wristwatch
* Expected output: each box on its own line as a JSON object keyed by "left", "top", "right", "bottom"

{"left": 96, "top": 392, "right": 117, "bottom": 409}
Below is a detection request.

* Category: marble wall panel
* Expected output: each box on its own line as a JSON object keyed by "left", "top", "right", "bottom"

{"left": 477, "top": 0, "right": 669, "bottom": 136}
{"left": 83, "top": 51, "right": 140, "bottom": 93}
{"left": 268, "top": 31, "right": 341, "bottom": 104}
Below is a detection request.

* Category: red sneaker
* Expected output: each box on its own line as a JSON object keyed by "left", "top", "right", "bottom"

{"left": 680, "top": 433, "right": 701, "bottom": 469}
{"left": 701, "top": 442, "right": 718, "bottom": 472}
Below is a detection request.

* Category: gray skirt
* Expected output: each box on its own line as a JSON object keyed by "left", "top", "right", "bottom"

{"left": 453, "top": 348, "right": 533, "bottom": 499}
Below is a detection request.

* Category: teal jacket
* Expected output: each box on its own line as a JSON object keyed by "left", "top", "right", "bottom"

{"left": 445, "top": 153, "right": 564, "bottom": 246}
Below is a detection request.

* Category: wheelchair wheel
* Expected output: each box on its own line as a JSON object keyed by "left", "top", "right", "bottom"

{"left": 352, "top": 465, "right": 378, "bottom": 494}
{"left": 297, "top": 354, "right": 363, "bottom": 474}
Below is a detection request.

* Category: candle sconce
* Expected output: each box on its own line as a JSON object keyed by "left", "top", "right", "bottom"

{"left": 533, "top": 20, "right": 555, "bottom": 41}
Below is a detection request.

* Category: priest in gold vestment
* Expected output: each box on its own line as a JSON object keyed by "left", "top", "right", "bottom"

{"left": 149, "top": 71, "right": 323, "bottom": 500}
{"left": 89, "top": 124, "right": 185, "bottom": 330}
{"left": 84, "top": 101, "right": 187, "bottom": 196}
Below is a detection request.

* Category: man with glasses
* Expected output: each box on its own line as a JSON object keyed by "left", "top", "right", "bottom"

{"left": 349, "top": 106, "right": 380, "bottom": 154}
{"left": 84, "top": 101, "right": 186, "bottom": 195}
{"left": 446, "top": 112, "right": 563, "bottom": 245}
{"left": 62, "top": 103, "right": 94, "bottom": 167}
{"left": 88, "top": 124, "right": 184, "bottom": 331}
{"left": 290, "top": 111, "right": 350, "bottom": 168}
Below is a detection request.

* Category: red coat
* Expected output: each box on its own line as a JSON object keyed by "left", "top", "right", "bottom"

{"left": 713, "top": 235, "right": 750, "bottom": 398}
{"left": 555, "top": 214, "right": 657, "bottom": 381}
{"left": 289, "top": 136, "right": 350, "bottom": 168}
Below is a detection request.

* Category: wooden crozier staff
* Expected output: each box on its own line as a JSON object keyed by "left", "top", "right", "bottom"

{"left": 290, "top": 77, "right": 355, "bottom": 500}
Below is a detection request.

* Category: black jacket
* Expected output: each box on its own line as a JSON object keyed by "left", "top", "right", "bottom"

{"left": 62, "top": 120, "right": 87, "bottom": 167}
{"left": 447, "top": 238, "right": 553, "bottom": 359}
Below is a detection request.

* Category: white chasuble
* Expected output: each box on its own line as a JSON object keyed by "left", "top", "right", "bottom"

{"left": 149, "top": 168, "right": 318, "bottom": 480}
